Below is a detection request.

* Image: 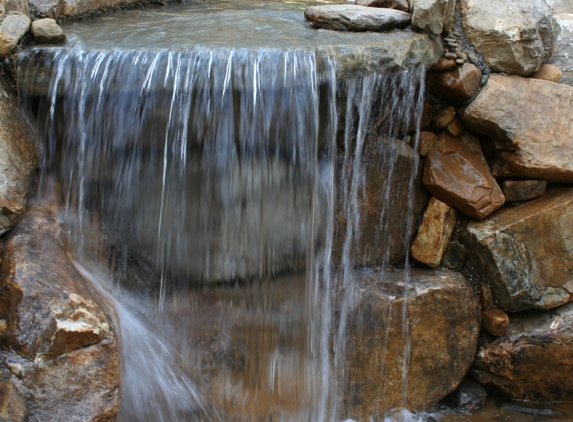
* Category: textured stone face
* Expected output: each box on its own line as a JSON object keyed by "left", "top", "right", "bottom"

{"left": 0, "top": 12, "right": 30, "bottom": 55}
{"left": 501, "top": 180, "right": 547, "bottom": 202}
{"left": 304, "top": 5, "right": 411, "bottom": 31}
{"left": 410, "top": 0, "right": 455, "bottom": 35}
{"left": 427, "top": 63, "right": 482, "bottom": 102}
{"left": 549, "top": 13, "right": 573, "bottom": 86}
{"left": 30, "top": 18, "right": 66, "bottom": 43}
{"left": 342, "top": 269, "right": 481, "bottom": 419}
{"left": 411, "top": 197, "right": 457, "bottom": 268}
{"left": 423, "top": 131, "right": 505, "bottom": 220}
{"left": 458, "top": 0, "right": 555, "bottom": 76}
{"left": 472, "top": 301, "right": 573, "bottom": 401}
{"left": 0, "top": 77, "right": 38, "bottom": 235}
{"left": 333, "top": 137, "right": 428, "bottom": 267}
{"left": 461, "top": 188, "right": 573, "bottom": 312}
{"left": 354, "top": 0, "right": 410, "bottom": 12}
{"left": 418, "top": 131, "right": 437, "bottom": 156}
{"left": 0, "top": 207, "right": 120, "bottom": 421}
{"left": 463, "top": 75, "right": 573, "bottom": 182}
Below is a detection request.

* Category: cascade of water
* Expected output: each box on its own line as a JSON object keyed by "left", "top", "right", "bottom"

{"left": 17, "top": 44, "right": 425, "bottom": 421}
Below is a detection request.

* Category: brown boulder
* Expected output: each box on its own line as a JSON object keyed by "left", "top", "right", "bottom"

{"left": 423, "top": 131, "right": 505, "bottom": 220}
{"left": 0, "top": 74, "right": 38, "bottom": 235}
{"left": 333, "top": 137, "right": 428, "bottom": 267}
{"left": 445, "top": 116, "right": 463, "bottom": 136}
{"left": 430, "top": 57, "right": 457, "bottom": 72}
{"left": 354, "top": 0, "right": 409, "bottom": 12}
{"left": 501, "top": 180, "right": 547, "bottom": 202}
{"left": 462, "top": 75, "right": 573, "bottom": 182}
{"left": 461, "top": 188, "right": 573, "bottom": 312}
{"left": 472, "top": 301, "right": 573, "bottom": 401}
{"left": 427, "top": 63, "right": 482, "bottom": 102}
{"left": 482, "top": 308, "right": 509, "bottom": 337}
{"left": 418, "top": 131, "right": 437, "bottom": 156}
{"left": 432, "top": 105, "right": 455, "bottom": 129}
{"left": 531, "top": 64, "right": 562, "bottom": 82}
{"left": 343, "top": 268, "right": 481, "bottom": 418}
{"left": 411, "top": 197, "right": 457, "bottom": 268}
{"left": 0, "top": 207, "right": 120, "bottom": 421}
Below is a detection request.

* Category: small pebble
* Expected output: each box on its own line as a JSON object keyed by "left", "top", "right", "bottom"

{"left": 456, "top": 59, "right": 464, "bottom": 65}
{"left": 457, "top": 52, "right": 468, "bottom": 61}
{"left": 444, "top": 52, "right": 457, "bottom": 59}
{"left": 451, "top": 31, "right": 460, "bottom": 37}
{"left": 480, "top": 74, "right": 489, "bottom": 86}
{"left": 448, "top": 42, "right": 461, "bottom": 48}
{"left": 468, "top": 52, "right": 478, "bottom": 62}
{"left": 432, "top": 103, "right": 442, "bottom": 110}
{"left": 444, "top": 37, "right": 457, "bottom": 43}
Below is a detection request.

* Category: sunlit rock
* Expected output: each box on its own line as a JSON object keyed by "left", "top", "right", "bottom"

{"left": 461, "top": 188, "right": 573, "bottom": 312}
{"left": 427, "top": 62, "right": 482, "bottom": 102}
{"left": 463, "top": 75, "right": 573, "bottom": 182}
{"left": 30, "top": 18, "right": 65, "bottom": 43}
{"left": 458, "top": 0, "right": 555, "bottom": 76}
{"left": 410, "top": 0, "right": 455, "bottom": 35}
{"left": 472, "top": 301, "right": 573, "bottom": 401}
{"left": 422, "top": 131, "right": 504, "bottom": 220}
{"left": 548, "top": 13, "right": 573, "bottom": 86}
{"left": 0, "top": 12, "right": 30, "bottom": 56}
{"left": 304, "top": 5, "right": 411, "bottom": 32}
{"left": 0, "top": 207, "right": 120, "bottom": 421}
{"left": 531, "top": 64, "right": 563, "bottom": 82}
{"left": 342, "top": 268, "right": 481, "bottom": 418}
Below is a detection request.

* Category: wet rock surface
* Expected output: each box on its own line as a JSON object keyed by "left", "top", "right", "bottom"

{"left": 0, "top": 207, "right": 120, "bottom": 421}
{"left": 472, "top": 301, "right": 573, "bottom": 401}
{"left": 463, "top": 75, "right": 573, "bottom": 182}
{"left": 501, "top": 180, "right": 547, "bottom": 203}
{"left": 457, "top": 0, "right": 555, "bottom": 76}
{"left": 461, "top": 188, "right": 573, "bottom": 312}
{"left": 411, "top": 197, "right": 456, "bottom": 268}
{"left": 343, "top": 268, "right": 481, "bottom": 418}
{"left": 30, "top": 18, "right": 65, "bottom": 43}
{"left": 0, "top": 77, "right": 38, "bottom": 235}
{"left": 333, "top": 137, "right": 428, "bottom": 267}
{"left": 418, "top": 131, "right": 437, "bottom": 156}
{"left": 304, "top": 5, "right": 411, "bottom": 31}
{"left": 427, "top": 63, "right": 482, "bottom": 102}
{"left": 548, "top": 13, "right": 573, "bottom": 86}
{"left": 482, "top": 308, "right": 510, "bottom": 337}
{"left": 423, "top": 131, "right": 504, "bottom": 220}
{"left": 441, "top": 378, "right": 487, "bottom": 412}
{"left": 410, "top": 0, "right": 455, "bottom": 35}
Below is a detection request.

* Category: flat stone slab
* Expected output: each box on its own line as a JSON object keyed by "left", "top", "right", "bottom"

{"left": 472, "top": 301, "right": 573, "bottom": 401}
{"left": 463, "top": 75, "right": 573, "bottom": 182}
{"left": 304, "top": 4, "right": 411, "bottom": 31}
{"left": 461, "top": 188, "right": 573, "bottom": 312}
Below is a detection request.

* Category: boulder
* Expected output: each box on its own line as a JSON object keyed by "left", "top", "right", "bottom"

{"left": 482, "top": 308, "right": 510, "bottom": 337}
{"left": 4, "top": 0, "right": 29, "bottom": 16}
{"left": 463, "top": 75, "right": 573, "bottom": 182}
{"left": 354, "top": 0, "right": 409, "bottom": 12}
{"left": 304, "top": 5, "right": 411, "bottom": 31}
{"left": 0, "top": 207, "right": 120, "bottom": 421}
{"left": 0, "top": 366, "right": 27, "bottom": 421}
{"left": 472, "top": 301, "right": 573, "bottom": 401}
{"left": 342, "top": 269, "right": 481, "bottom": 418}
{"left": 445, "top": 116, "right": 463, "bottom": 136}
{"left": 423, "top": 131, "right": 504, "bottom": 220}
{"left": 411, "top": 197, "right": 457, "bottom": 268}
{"left": 531, "top": 64, "right": 562, "bottom": 82}
{"left": 501, "top": 180, "right": 547, "bottom": 202}
{"left": 461, "top": 188, "right": 573, "bottom": 312}
{"left": 548, "top": 14, "right": 573, "bottom": 86}
{"left": 457, "top": 0, "right": 555, "bottom": 76}
{"left": 0, "top": 77, "right": 38, "bottom": 235}
{"left": 430, "top": 57, "right": 457, "bottom": 72}
{"left": 410, "top": 0, "right": 455, "bottom": 35}
{"left": 333, "top": 137, "right": 428, "bottom": 267}
{"left": 427, "top": 63, "right": 482, "bottom": 102}
{"left": 30, "top": 17, "right": 65, "bottom": 43}
{"left": 418, "top": 131, "right": 437, "bottom": 156}
{"left": 432, "top": 105, "right": 455, "bottom": 129}
{"left": 0, "top": 12, "right": 30, "bottom": 55}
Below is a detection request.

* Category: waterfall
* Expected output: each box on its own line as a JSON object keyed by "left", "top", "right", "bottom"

{"left": 17, "top": 45, "right": 425, "bottom": 421}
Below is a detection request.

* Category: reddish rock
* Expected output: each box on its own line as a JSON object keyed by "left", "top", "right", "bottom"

{"left": 343, "top": 269, "right": 481, "bottom": 418}
{"left": 427, "top": 63, "right": 482, "bottom": 102}
{"left": 0, "top": 207, "right": 120, "bottom": 421}
{"left": 355, "top": 0, "right": 409, "bottom": 12}
{"left": 472, "top": 301, "right": 573, "bottom": 401}
{"left": 462, "top": 75, "right": 573, "bottom": 182}
{"left": 446, "top": 116, "right": 463, "bottom": 136}
{"left": 411, "top": 197, "right": 457, "bottom": 268}
{"left": 461, "top": 188, "right": 573, "bottom": 312}
{"left": 433, "top": 106, "right": 455, "bottom": 129}
{"left": 501, "top": 180, "right": 547, "bottom": 202}
{"left": 431, "top": 57, "right": 457, "bottom": 72}
{"left": 423, "top": 131, "right": 505, "bottom": 220}
{"left": 482, "top": 308, "right": 510, "bottom": 337}
{"left": 418, "top": 131, "right": 438, "bottom": 156}
{"left": 531, "top": 64, "right": 562, "bottom": 82}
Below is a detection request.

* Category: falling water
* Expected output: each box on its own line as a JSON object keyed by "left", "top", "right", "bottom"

{"left": 17, "top": 38, "right": 426, "bottom": 420}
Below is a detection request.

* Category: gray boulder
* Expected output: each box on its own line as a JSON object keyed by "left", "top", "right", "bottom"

{"left": 0, "top": 12, "right": 30, "bottom": 55}
{"left": 30, "top": 17, "right": 65, "bottom": 43}
{"left": 410, "top": 0, "right": 455, "bottom": 35}
{"left": 549, "top": 13, "right": 573, "bottom": 86}
{"left": 304, "top": 5, "right": 411, "bottom": 31}
{"left": 458, "top": 0, "right": 555, "bottom": 76}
